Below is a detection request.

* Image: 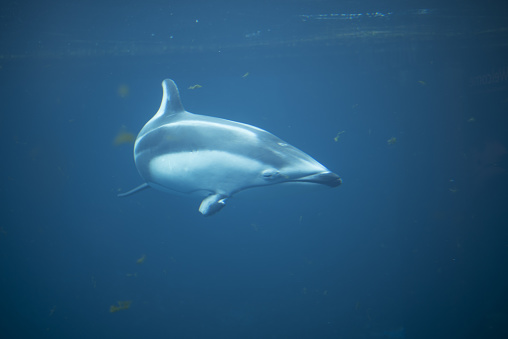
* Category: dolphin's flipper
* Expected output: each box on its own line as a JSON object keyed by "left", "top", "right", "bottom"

{"left": 199, "top": 194, "right": 228, "bottom": 216}
{"left": 117, "top": 183, "right": 150, "bottom": 197}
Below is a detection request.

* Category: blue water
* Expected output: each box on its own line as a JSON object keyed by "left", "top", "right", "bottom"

{"left": 1, "top": 1, "right": 508, "bottom": 338}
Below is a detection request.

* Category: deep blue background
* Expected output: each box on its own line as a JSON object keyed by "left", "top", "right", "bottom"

{"left": 1, "top": 1, "right": 508, "bottom": 338}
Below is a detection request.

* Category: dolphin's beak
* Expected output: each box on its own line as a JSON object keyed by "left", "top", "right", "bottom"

{"left": 296, "top": 171, "right": 342, "bottom": 187}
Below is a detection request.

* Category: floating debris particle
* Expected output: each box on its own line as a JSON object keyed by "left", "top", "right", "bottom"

{"left": 110, "top": 300, "right": 132, "bottom": 313}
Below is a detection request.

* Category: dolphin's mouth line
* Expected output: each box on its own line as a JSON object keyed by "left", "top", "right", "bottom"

{"left": 293, "top": 171, "right": 342, "bottom": 187}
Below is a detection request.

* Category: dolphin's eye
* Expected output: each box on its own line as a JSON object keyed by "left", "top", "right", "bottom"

{"left": 262, "top": 168, "right": 280, "bottom": 180}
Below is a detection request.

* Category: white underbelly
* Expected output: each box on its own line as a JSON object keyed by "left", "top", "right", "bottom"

{"left": 148, "top": 151, "right": 265, "bottom": 195}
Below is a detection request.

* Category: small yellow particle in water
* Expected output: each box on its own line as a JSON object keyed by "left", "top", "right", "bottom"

{"left": 113, "top": 131, "right": 135, "bottom": 146}
{"left": 109, "top": 300, "right": 131, "bottom": 313}
{"left": 418, "top": 80, "right": 427, "bottom": 86}
{"left": 117, "top": 84, "right": 130, "bottom": 98}
{"left": 334, "top": 131, "right": 345, "bottom": 142}
{"left": 188, "top": 84, "right": 202, "bottom": 90}
{"left": 136, "top": 254, "right": 146, "bottom": 264}
{"left": 242, "top": 72, "right": 249, "bottom": 78}
{"left": 467, "top": 117, "right": 475, "bottom": 123}
{"left": 449, "top": 187, "right": 458, "bottom": 193}
{"left": 387, "top": 137, "right": 397, "bottom": 145}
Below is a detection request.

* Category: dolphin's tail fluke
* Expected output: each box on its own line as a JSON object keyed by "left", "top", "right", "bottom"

{"left": 117, "top": 183, "right": 150, "bottom": 197}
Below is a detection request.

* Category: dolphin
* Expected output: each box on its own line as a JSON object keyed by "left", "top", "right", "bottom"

{"left": 119, "top": 79, "right": 341, "bottom": 216}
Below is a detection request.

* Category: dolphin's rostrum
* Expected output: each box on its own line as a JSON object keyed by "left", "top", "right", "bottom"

{"left": 119, "top": 79, "right": 341, "bottom": 216}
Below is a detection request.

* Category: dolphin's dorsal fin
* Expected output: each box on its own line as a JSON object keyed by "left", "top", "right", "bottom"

{"left": 155, "top": 79, "right": 185, "bottom": 119}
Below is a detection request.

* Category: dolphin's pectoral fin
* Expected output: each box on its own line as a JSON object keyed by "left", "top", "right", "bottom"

{"left": 199, "top": 194, "right": 228, "bottom": 216}
{"left": 117, "top": 183, "right": 150, "bottom": 197}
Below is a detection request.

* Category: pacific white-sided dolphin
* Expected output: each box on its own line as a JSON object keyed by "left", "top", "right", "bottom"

{"left": 119, "top": 79, "right": 341, "bottom": 216}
